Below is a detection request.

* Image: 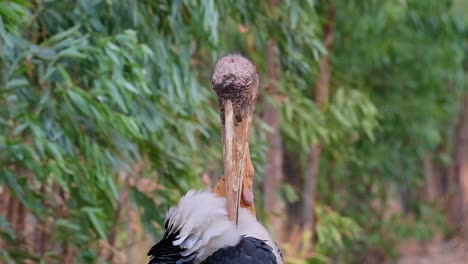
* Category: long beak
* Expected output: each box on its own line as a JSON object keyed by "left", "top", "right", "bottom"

{"left": 223, "top": 101, "right": 252, "bottom": 225}
{"left": 223, "top": 101, "right": 240, "bottom": 224}
{"left": 212, "top": 55, "right": 259, "bottom": 225}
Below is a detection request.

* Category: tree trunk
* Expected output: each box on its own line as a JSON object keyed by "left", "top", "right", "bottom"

{"left": 0, "top": 188, "right": 11, "bottom": 249}
{"left": 303, "top": 145, "right": 321, "bottom": 239}
{"left": 303, "top": 2, "right": 335, "bottom": 250}
{"left": 283, "top": 150, "right": 304, "bottom": 253}
{"left": 284, "top": 149, "right": 303, "bottom": 227}
{"left": 423, "top": 153, "right": 440, "bottom": 202}
{"left": 263, "top": 39, "right": 285, "bottom": 242}
{"left": 454, "top": 93, "right": 468, "bottom": 238}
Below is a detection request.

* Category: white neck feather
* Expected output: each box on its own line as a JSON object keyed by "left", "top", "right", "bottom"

{"left": 164, "top": 190, "right": 283, "bottom": 264}
{"left": 164, "top": 190, "right": 240, "bottom": 263}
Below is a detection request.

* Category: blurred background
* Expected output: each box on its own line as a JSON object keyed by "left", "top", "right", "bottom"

{"left": 0, "top": 0, "right": 467, "bottom": 263}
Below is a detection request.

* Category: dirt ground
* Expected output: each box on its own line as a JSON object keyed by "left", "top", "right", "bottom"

{"left": 398, "top": 237, "right": 468, "bottom": 264}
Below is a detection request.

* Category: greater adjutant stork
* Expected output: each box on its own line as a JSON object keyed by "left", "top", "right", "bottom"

{"left": 147, "top": 55, "right": 283, "bottom": 263}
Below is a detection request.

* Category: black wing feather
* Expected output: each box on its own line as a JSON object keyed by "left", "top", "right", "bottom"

{"left": 147, "top": 231, "right": 196, "bottom": 264}
{"left": 202, "top": 236, "right": 278, "bottom": 264}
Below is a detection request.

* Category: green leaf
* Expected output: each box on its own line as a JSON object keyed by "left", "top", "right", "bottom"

{"left": 0, "top": 216, "right": 15, "bottom": 239}
{"left": 82, "top": 207, "right": 107, "bottom": 240}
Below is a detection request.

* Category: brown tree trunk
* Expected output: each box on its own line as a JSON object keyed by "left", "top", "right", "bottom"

{"left": 423, "top": 153, "right": 440, "bottom": 202}
{"left": 0, "top": 188, "right": 11, "bottom": 249}
{"left": 284, "top": 152, "right": 303, "bottom": 223}
{"left": 263, "top": 39, "right": 285, "bottom": 242}
{"left": 107, "top": 185, "right": 129, "bottom": 262}
{"left": 454, "top": 93, "right": 468, "bottom": 238}
{"left": 61, "top": 242, "right": 73, "bottom": 263}
{"left": 33, "top": 185, "right": 48, "bottom": 256}
{"left": 1, "top": 172, "right": 31, "bottom": 253}
{"left": 283, "top": 149, "right": 304, "bottom": 252}
{"left": 6, "top": 181, "right": 26, "bottom": 242}
{"left": 303, "top": 2, "right": 335, "bottom": 250}
{"left": 303, "top": 145, "right": 321, "bottom": 232}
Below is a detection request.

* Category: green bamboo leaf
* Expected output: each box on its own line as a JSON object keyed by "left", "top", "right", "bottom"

{"left": 55, "top": 219, "right": 81, "bottom": 231}
{"left": 13, "top": 122, "right": 28, "bottom": 135}
{"left": 105, "top": 80, "right": 128, "bottom": 113}
{"left": 82, "top": 207, "right": 107, "bottom": 240}
{"left": 1, "top": 249, "right": 15, "bottom": 264}
{"left": 47, "top": 142, "right": 63, "bottom": 160}
{"left": 57, "top": 48, "right": 86, "bottom": 59}
{"left": 122, "top": 80, "right": 139, "bottom": 94}
{"left": 0, "top": 216, "right": 15, "bottom": 239}
{"left": 6, "top": 78, "right": 28, "bottom": 89}
{"left": 67, "top": 89, "right": 90, "bottom": 115}
{"left": 41, "top": 25, "right": 81, "bottom": 46}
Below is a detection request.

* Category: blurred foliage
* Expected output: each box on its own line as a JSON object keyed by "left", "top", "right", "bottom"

{"left": 0, "top": 0, "right": 466, "bottom": 263}
{"left": 316, "top": 0, "right": 466, "bottom": 262}
{"left": 283, "top": 204, "right": 362, "bottom": 264}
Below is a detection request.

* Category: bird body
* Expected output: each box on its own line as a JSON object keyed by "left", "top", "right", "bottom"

{"left": 148, "top": 190, "right": 283, "bottom": 264}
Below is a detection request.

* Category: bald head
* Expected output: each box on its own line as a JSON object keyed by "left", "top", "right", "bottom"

{"left": 211, "top": 54, "right": 259, "bottom": 123}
